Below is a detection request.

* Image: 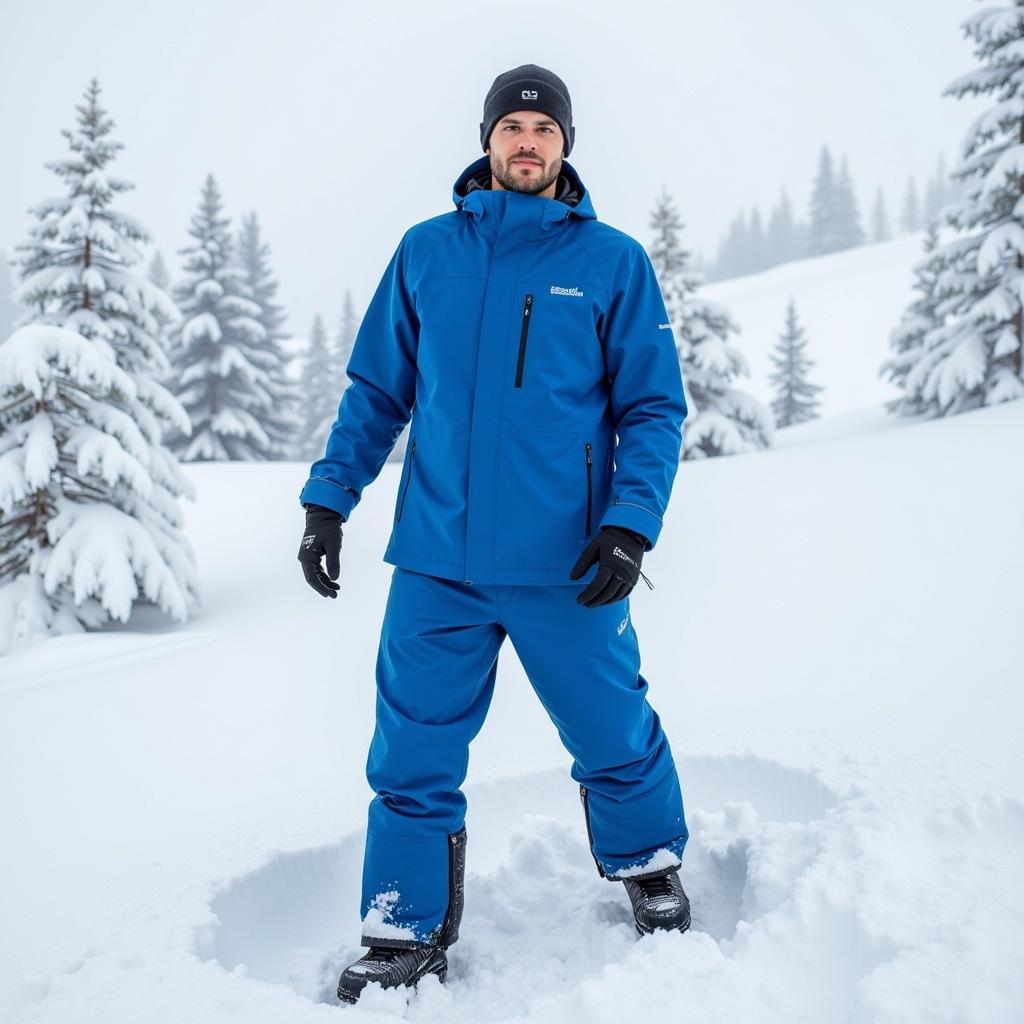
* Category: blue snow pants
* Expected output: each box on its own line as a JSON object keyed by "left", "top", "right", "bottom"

{"left": 359, "top": 565, "right": 689, "bottom": 948}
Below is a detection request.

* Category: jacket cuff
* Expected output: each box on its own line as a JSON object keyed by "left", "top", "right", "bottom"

{"left": 298, "top": 476, "right": 358, "bottom": 520}
{"left": 597, "top": 499, "right": 662, "bottom": 551}
{"left": 601, "top": 524, "right": 649, "bottom": 549}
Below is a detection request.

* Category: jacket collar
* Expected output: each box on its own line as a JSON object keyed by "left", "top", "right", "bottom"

{"left": 452, "top": 156, "right": 597, "bottom": 235}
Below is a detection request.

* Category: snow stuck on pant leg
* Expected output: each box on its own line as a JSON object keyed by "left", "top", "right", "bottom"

{"left": 604, "top": 846, "right": 684, "bottom": 879}
{"left": 360, "top": 889, "right": 418, "bottom": 943}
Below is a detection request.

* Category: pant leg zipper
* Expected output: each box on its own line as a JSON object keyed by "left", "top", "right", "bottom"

{"left": 438, "top": 828, "right": 466, "bottom": 948}
{"left": 396, "top": 437, "right": 416, "bottom": 521}
{"left": 514, "top": 293, "right": 534, "bottom": 388}
{"left": 585, "top": 442, "right": 593, "bottom": 536}
{"left": 579, "top": 785, "right": 606, "bottom": 878}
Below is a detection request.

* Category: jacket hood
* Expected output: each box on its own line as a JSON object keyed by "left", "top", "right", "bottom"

{"left": 452, "top": 156, "right": 597, "bottom": 229}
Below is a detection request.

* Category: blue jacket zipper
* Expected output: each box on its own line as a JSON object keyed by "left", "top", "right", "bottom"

{"left": 514, "top": 293, "right": 534, "bottom": 388}
{"left": 396, "top": 436, "right": 416, "bottom": 521}
{"left": 585, "top": 441, "right": 592, "bottom": 536}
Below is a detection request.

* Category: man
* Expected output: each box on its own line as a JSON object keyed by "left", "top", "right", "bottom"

{"left": 297, "top": 64, "right": 691, "bottom": 1005}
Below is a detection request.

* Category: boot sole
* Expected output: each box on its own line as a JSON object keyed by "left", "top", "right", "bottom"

{"left": 635, "top": 917, "right": 691, "bottom": 938}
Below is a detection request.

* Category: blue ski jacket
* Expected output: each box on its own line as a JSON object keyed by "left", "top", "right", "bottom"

{"left": 299, "top": 155, "right": 687, "bottom": 585}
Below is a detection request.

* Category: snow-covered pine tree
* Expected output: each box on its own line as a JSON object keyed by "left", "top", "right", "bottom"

{"left": 147, "top": 249, "right": 175, "bottom": 367}
{"left": 835, "top": 155, "right": 866, "bottom": 248}
{"left": 893, "top": 3, "right": 1024, "bottom": 415}
{"left": 165, "top": 175, "right": 270, "bottom": 461}
{"left": 296, "top": 314, "right": 337, "bottom": 461}
{"left": 870, "top": 186, "right": 892, "bottom": 242}
{"left": 648, "top": 188, "right": 774, "bottom": 458}
{"left": 648, "top": 187, "right": 689, "bottom": 325}
{"left": 768, "top": 297, "right": 823, "bottom": 427}
{"left": 806, "top": 145, "right": 845, "bottom": 256}
{"left": 879, "top": 222, "right": 945, "bottom": 414}
{"left": 236, "top": 210, "right": 302, "bottom": 459}
{"left": 900, "top": 175, "right": 922, "bottom": 233}
{"left": 0, "top": 77, "right": 199, "bottom": 653}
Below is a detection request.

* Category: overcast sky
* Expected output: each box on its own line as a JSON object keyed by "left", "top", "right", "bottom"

{"left": 2, "top": 0, "right": 984, "bottom": 341}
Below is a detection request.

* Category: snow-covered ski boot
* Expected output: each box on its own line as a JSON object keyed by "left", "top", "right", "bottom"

{"left": 337, "top": 944, "right": 448, "bottom": 1004}
{"left": 621, "top": 866, "right": 691, "bottom": 936}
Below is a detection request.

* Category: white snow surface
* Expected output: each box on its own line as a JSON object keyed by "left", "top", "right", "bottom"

{"left": 1, "top": 398, "right": 1023, "bottom": 1022}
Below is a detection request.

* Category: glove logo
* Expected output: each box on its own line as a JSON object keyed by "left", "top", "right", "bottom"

{"left": 302, "top": 534, "right": 316, "bottom": 549}
{"left": 612, "top": 545, "right": 637, "bottom": 568}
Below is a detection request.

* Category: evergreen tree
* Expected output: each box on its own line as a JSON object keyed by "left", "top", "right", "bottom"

{"left": 648, "top": 187, "right": 691, "bottom": 325}
{"left": 894, "top": 4, "right": 1024, "bottom": 415}
{"left": 806, "top": 145, "right": 844, "bottom": 256}
{"left": 710, "top": 209, "right": 747, "bottom": 281}
{"left": 766, "top": 189, "right": 800, "bottom": 265}
{"left": 148, "top": 249, "right": 170, "bottom": 291}
{"left": 900, "top": 175, "right": 922, "bottom": 233}
{"left": 747, "top": 207, "right": 766, "bottom": 272}
{"left": 236, "top": 210, "right": 302, "bottom": 459}
{"left": 146, "top": 249, "right": 175, "bottom": 369}
{"left": 333, "top": 289, "right": 359, "bottom": 399}
{"left": 835, "top": 155, "right": 865, "bottom": 248}
{"left": 648, "top": 189, "right": 774, "bottom": 459}
{"left": 768, "top": 297, "right": 823, "bottom": 427}
{"left": 297, "top": 314, "right": 337, "bottom": 460}
{"left": 880, "top": 222, "right": 945, "bottom": 413}
{"left": 870, "top": 186, "right": 891, "bottom": 242}
{"left": 166, "top": 174, "right": 270, "bottom": 461}
{"left": 0, "top": 77, "right": 199, "bottom": 652}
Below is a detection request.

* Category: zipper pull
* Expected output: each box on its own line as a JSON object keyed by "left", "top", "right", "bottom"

{"left": 585, "top": 442, "right": 592, "bottom": 464}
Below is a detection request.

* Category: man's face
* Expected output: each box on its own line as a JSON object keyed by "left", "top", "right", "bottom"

{"left": 485, "top": 110, "right": 564, "bottom": 198}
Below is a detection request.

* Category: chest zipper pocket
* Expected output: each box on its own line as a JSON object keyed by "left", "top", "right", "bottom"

{"left": 584, "top": 441, "right": 593, "bottom": 536}
{"left": 396, "top": 436, "right": 416, "bottom": 521}
{"left": 514, "top": 293, "right": 534, "bottom": 388}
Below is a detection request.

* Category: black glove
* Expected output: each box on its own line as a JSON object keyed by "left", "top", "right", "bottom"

{"left": 569, "top": 525, "right": 654, "bottom": 607}
{"left": 298, "top": 503, "right": 344, "bottom": 598}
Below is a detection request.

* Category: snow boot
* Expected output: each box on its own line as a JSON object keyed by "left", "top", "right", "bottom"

{"left": 620, "top": 866, "right": 691, "bottom": 936}
{"left": 337, "top": 944, "right": 448, "bottom": 1004}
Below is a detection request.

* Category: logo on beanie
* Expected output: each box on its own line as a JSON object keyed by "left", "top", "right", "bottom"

{"left": 522, "top": 89, "right": 538, "bottom": 99}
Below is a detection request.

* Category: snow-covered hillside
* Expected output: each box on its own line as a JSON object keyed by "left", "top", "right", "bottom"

{"left": 1, "top": 399, "right": 1022, "bottom": 1023}
{"left": 703, "top": 234, "right": 925, "bottom": 416}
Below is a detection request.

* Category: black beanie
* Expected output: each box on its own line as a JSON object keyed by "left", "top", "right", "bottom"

{"left": 480, "top": 63, "right": 575, "bottom": 158}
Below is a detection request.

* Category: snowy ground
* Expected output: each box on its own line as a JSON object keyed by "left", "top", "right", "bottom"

{"left": 2, "top": 396, "right": 1023, "bottom": 1023}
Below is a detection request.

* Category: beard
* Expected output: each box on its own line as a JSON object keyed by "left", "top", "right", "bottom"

{"left": 492, "top": 153, "right": 561, "bottom": 195}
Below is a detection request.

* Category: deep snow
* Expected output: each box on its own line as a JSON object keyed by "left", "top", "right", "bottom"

{"left": 2, "top": 391, "right": 1022, "bottom": 1022}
